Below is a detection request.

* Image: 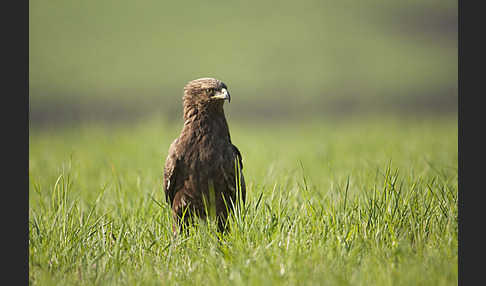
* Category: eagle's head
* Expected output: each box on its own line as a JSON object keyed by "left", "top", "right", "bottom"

{"left": 183, "top": 77, "right": 231, "bottom": 107}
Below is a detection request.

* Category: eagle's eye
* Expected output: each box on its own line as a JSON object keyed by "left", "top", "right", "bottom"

{"left": 206, "top": 88, "right": 213, "bottom": 94}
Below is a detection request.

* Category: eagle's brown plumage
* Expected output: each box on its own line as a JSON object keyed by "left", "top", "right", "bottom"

{"left": 163, "top": 77, "right": 245, "bottom": 233}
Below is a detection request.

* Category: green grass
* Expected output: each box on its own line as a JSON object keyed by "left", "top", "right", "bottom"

{"left": 29, "top": 115, "right": 457, "bottom": 285}
{"left": 30, "top": 0, "right": 456, "bottom": 102}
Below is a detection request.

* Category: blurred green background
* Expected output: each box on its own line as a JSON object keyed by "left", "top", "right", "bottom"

{"left": 29, "top": 0, "right": 457, "bottom": 128}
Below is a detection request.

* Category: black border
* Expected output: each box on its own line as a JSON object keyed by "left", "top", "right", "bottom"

{"left": 5, "top": 0, "right": 29, "bottom": 283}
{"left": 458, "top": 1, "right": 480, "bottom": 285}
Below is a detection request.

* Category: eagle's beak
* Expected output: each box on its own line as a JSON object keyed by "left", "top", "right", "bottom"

{"left": 212, "top": 88, "right": 231, "bottom": 103}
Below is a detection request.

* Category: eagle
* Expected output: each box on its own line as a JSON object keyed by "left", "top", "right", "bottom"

{"left": 163, "top": 77, "right": 246, "bottom": 233}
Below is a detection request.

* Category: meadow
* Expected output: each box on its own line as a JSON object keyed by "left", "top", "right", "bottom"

{"left": 29, "top": 115, "right": 457, "bottom": 285}
{"left": 29, "top": 0, "right": 457, "bottom": 283}
{"left": 29, "top": 0, "right": 457, "bottom": 127}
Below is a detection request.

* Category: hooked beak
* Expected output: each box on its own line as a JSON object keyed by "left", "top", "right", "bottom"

{"left": 212, "top": 88, "right": 231, "bottom": 103}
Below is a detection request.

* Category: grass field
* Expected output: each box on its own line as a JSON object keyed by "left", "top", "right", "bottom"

{"left": 29, "top": 115, "right": 457, "bottom": 285}
{"left": 29, "top": 0, "right": 457, "bottom": 283}
{"left": 29, "top": 0, "right": 457, "bottom": 127}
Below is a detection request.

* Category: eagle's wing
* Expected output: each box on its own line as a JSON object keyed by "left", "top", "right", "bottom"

{"left": 231, "top": 144, "right": 246, "bottom": 204}
{"left": 163, "top": 138, "right": 180, "bottom": 205}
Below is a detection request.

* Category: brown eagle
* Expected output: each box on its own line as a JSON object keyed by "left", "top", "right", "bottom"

{"left": 163, "top": 77, "right": 246, "bottom": 233}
